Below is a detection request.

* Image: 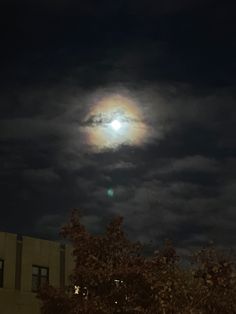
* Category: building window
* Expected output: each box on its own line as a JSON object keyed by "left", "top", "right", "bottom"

{"left": 32, "top": 265, "right": 49, "bottom": 292}
{"left": 0, "top": 259, "right": 4, "bottom": 288}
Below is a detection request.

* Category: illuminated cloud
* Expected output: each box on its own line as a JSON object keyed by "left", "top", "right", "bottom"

{"left": 83, "top": 93, "right": 151, "bottom": 150}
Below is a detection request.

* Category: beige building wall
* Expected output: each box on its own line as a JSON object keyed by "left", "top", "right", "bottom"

{"left": 0, "top": 231, "right": 74, "bottom": 314}
{"left": 0, "top": 232, "right": 17, "bottom": 289}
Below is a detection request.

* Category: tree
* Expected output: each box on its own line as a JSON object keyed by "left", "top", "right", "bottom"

{"left": 38, "top": 210, "right": 236, "bottom": 313}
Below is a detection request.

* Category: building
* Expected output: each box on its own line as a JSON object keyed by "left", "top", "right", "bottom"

{"left": 0, "top": 231, "right": 74, "bottom": 314}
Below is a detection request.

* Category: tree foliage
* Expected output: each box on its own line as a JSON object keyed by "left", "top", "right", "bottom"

{"left": 38, "top": 210, "right": 236, "bottom": 313}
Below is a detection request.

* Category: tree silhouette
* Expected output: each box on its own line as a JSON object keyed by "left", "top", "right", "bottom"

{"left": 38, "top": 209, "right": 236, "bottom": 313}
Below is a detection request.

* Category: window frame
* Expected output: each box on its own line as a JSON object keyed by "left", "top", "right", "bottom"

{"left": 0, "top": 259, "right": 4, "bottom": 288}
{"left": 32, "top": 265, "right": 49, "bottom": 292}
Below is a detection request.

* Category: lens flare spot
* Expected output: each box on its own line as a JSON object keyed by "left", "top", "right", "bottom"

{"left": 107, "top": 188, "right": 114, "bottom": 198}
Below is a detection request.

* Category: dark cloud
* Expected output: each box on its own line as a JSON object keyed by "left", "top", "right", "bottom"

{"left": 1, "top": 0, "right": 209, "bottom": 16}
{"left": 2, "top": 84, "right": 235, "bottom": 252}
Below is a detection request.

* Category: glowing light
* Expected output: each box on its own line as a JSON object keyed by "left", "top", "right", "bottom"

{"left": 74, "top": 285, "right": 80, "bottom": 294}
{"left": 84, "top": 94, "right": 150, "bottom": 150}
{"left": 111, "top": 119, "right": 121, "bottom": 131}
{"left": 107, "top": 188, "right": 114, "bottom": 197}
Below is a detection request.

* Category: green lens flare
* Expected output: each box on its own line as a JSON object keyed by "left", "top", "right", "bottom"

{"left": 107, "top": 188, "right": 114, "bottom": 197}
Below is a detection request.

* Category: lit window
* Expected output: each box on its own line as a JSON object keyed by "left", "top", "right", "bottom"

{"left": 74, "top": 285, "right": 88, "bottom": 299}
{"left": 114, "top": 279, "right": 124, "bottom": 287}
{"left": 74, "top": 285, "right": 80, "bottom": 294}
{"left": 0, "top": 259, "right": 4, "bottom": 288}
{"left": 32, "top": 265, "right": 49, "bottom": 292}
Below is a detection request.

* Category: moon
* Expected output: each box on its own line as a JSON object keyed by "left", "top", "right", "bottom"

{"left": 111, "top": 119, "right": 121, "bottom": 131}
{"left": 84, "top": 94, "right": 150, "bottom": 150}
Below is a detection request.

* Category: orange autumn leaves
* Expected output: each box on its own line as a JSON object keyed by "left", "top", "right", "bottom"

{"left": 38, "top": 210, "right": 236, "bottom": 313}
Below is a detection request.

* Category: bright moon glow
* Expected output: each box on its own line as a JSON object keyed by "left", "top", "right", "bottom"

{"left": 111, "top": 119, "right": 121, "bottom": 131}
{"left": 84, "top": 94, "right": 150, "bottom": 150}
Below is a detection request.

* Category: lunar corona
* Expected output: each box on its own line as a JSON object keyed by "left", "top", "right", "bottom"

{"left": 84, "top": 94, "right": 149, "bottom": 149}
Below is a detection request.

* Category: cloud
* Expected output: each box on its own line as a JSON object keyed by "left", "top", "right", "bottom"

{"left": 170, "top": 156, "right": 219, "bottom": 173}
{"left": 1, "top": 1, "right": 236, "bottom": 260}
{"left": 106, "top": 161, "right": 136, "bottom": 170}
{"left": 34, "top": 214, "right": 66, "bottom": 239}
{"left": 23, "top": 168, "right": 61, "bottom": 183}
{"left": 0, "top": 119, "right": 59, "bottom": 140}
{"left": 80, "top": 215, "right": 103, "bottom": 234}
{"left": 3, "top": 0, "right": 208, "bottom": 16}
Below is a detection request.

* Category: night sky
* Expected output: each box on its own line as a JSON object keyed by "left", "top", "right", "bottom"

{"left": 1, "top": 0, "right": 236, "bottom": 258}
